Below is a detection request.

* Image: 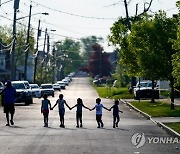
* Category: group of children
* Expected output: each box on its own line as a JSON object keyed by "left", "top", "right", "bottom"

{"left": 41, "top": 94, "right": 123, "bottom": 128}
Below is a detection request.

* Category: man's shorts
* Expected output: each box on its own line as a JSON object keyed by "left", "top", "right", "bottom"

{"left": 4, "top": 104, "right": 15, "bottom": 114}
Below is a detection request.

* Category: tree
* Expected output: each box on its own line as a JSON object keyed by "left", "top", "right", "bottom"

{"left": 172, "top": 1, "right": 180, "bottom": 86}
{"left": 55, "top": 38, "right": 83, "bottom": 80}
{"left": 109, "top": 12, "right": 177, "bottom": 105}
{"left": 81, "top": 36, "right": 103, "bottom": 64}
{"left": 88, "top": 43, "right": 112, "bottom": 77}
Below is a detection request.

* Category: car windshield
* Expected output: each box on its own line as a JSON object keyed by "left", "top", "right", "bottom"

{"left": 12, "top": 83, "right": 26, "bottom": 89}
{"left": 0, "top": 82, "right": 3, "bottom": 87}
{"left": 41, "top": 85, "right": 52, "bottom": 89}
{"left": 140, "top": 82, "right": 151, "bottom": 87}
{"left": 24, "top": 82, "right": 30, "bottom": 89}
{"left": 30, "top": 85, "right": 39, "bottom": 89}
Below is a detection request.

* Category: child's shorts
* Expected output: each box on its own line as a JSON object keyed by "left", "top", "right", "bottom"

{"left": 76, "top": 112, "right": 82, "bottom": 118}
{"left": 59, "top": 108, "right": 65, "bottom": 116}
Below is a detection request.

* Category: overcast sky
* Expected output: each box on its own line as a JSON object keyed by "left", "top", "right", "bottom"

{"left": 0, "top": 0, "right": 178, "bottom": 51}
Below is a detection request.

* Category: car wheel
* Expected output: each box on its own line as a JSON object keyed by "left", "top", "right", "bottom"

{"left": 25, "top": 101, "right": 30, "bottom": 105}
{"left": 29, "top": 98, "right": 33, "bottom": 104}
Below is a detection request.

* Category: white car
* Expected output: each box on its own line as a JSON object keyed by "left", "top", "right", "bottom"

{"left": 133, "top": 80, "right": 159, "bottom": 99}
{"left": 29, "top": 84, "right": 41, "bottom": 98}
{"left": 53, "top": 83, "right": 61, "bottom": 91}
{"left": 40, "top": 84, "right": 54, "bottom": 97}
{"left": 62, "top": 79, "right": 69, "bottom": 86}
{"left": 57, "top": 81, "right": 66, "bottom": 89}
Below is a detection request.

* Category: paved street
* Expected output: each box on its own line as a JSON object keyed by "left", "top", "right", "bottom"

{"left": 0, "top": 77, "right": 179, "bottom": 154}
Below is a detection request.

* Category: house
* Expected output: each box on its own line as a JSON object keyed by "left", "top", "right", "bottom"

{"left": 0, "top": 53, "right": 11, "bottom": 82}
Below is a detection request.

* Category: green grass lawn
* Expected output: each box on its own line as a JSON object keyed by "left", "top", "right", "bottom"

{"left": 164, "top": 122, "right": 180, "bottom": 134}
{"left": 94, "top": 86, "right": 134, "bottom": 99}
{"left": 131, "top": 101, "right": 180, "bottom": 117}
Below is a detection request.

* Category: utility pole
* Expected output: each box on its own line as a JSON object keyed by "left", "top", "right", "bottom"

{"left": 52, "top": 47, "right": 55, "bottom": 84}
{"left": 123, "top": 0, "right": 136, "bottom": 90}
{"left": 33, "top": 19, "right": 41, "bottom": 83}
{"left": 11, "top": 0, "right": 20, "bottom": 80}
{"left": 40, "top": 28, "right": 47, "bottom": 82}
{"left": 44, "top": 34, "right": 50, "bottom": 82}
{"left": 24, "top": 4, "right": 32, "bottom": 80}
{"left": 124, "top": 0, "right": 131, "bottom": 30}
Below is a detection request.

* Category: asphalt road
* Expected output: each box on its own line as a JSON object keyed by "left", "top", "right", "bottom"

{"left": 0, "top": 77, "right": 179, "bottom": 154}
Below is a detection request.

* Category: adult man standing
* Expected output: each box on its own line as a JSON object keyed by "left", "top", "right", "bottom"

{"left": 1, "top": 81, "right": 16, "bottom": 126}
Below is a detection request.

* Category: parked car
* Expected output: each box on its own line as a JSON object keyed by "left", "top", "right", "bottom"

{"left": 29, "top": 84, "right": 41, "bottom": 98}
{"left": 65, "top": 76, "right": 71, "bottom": 82}
{"left": 11, "top": 81, "right": 33, "bottom": 105}
{"left": 40, "top": 84, "right": 54, "bottom": 97}
{"left": 0, "top": 82, "right": 4, "bottom": 93}
{"left": 53, "top": 83, "right": 61, "bottom": 91}
{"left": 133, "top": 80, "right": 159, "bottom": 99}
{"left": 62, "top": 79, "right": 69, "bottom": 86}
{"left": 57, "top": 81, "right": 66, "bottom": 89}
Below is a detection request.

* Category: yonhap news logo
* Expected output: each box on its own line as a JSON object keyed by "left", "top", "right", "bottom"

{"left": 131, "top": 132, "right": 180, "bottom": 148}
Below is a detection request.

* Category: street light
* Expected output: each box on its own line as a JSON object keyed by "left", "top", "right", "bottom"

{"left": 23, "top": 4, "right": 49, "bottom": 81}
{"left": 16, "top": 12, "right": 49, "bottom": 20}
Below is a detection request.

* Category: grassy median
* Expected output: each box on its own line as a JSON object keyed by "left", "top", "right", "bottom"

{"left": 164, "top": 122, "right": 180, "bottom": 134}
{"left": 130, "top": 101, "right": 180, "bottom": 117}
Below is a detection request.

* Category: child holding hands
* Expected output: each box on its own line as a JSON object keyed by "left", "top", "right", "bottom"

{"left": 90, "top": 98, "right": 109, "bottom": 128}
{"left": 110, "top": 100, "right": 123, "bottom": 128}
{"left": 41, "top": 94, "right": 52, "bottom": 127}
{"left": 70, "top": 98, "right": 90, "bottom": 128}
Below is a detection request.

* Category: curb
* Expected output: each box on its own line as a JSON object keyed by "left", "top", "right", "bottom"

{"left": 120, "top": 99, "right": 180, "bottom": 138}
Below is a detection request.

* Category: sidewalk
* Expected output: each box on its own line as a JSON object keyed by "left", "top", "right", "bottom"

{"left": 120, "top": 99, "right": 180, "bottom": 138}
{"left": 153, "top": 117, "right": 180, "bottom": 123}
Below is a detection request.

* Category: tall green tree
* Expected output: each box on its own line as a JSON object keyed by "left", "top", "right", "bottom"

{"left": 55, "top": 38, "right": 83, "bottom": 79}
{"left": 109, "top": 12, "right": 177, "bottom": 105}
{"left": 172, "top": 0, "right": 180, "bottom": 86}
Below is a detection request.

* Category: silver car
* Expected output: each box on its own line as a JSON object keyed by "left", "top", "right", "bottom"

{"left": 30, "top": 84, "right": 41, "bottom": 98}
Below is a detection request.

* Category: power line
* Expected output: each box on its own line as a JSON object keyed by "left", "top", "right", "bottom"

{"left": 30, "top": 0, "right": 117, "bottom": 20}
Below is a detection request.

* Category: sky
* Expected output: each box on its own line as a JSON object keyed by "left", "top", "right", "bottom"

{"left": 0, "top": 0, "right": 179, "bottom": 52}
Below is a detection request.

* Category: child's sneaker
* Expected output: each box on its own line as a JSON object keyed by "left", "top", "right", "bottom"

{"left": 76, "top": 125, "right": 79, "bottom": 128}
{"left": 113, "top": 125, "right": 115, "bottom": 128}
{"left": 6, "top": 123, "right": 10, "bottom": 126}
{"left": 10, "top": 120, "right": 14, "bottom": 125}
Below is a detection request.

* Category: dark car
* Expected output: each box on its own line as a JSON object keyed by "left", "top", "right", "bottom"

{"left": 0, "top": 82, "right": 4, "bottom": 93}
{"left": 11, "top": 81, "right": 33, "bottom": 105}
{"left": 40, "top": 84, "right": 54, "bottom": 97}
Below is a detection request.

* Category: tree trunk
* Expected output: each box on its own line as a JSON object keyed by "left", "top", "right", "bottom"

{"left": 170, "top": 77, "right": 175, "bottom": 110}
{"left": 151, "top": 80, "right": 155, "bottom": 103}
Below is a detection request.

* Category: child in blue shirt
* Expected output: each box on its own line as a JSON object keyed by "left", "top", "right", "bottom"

{"left": 110, "top": 100, "right": 123, "bottom": 128}
{"left": 41, "top": 94, "right": 52, "bottom": 127}
{"left": 70, "top": 98, "right": 90, "bottom": 128}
